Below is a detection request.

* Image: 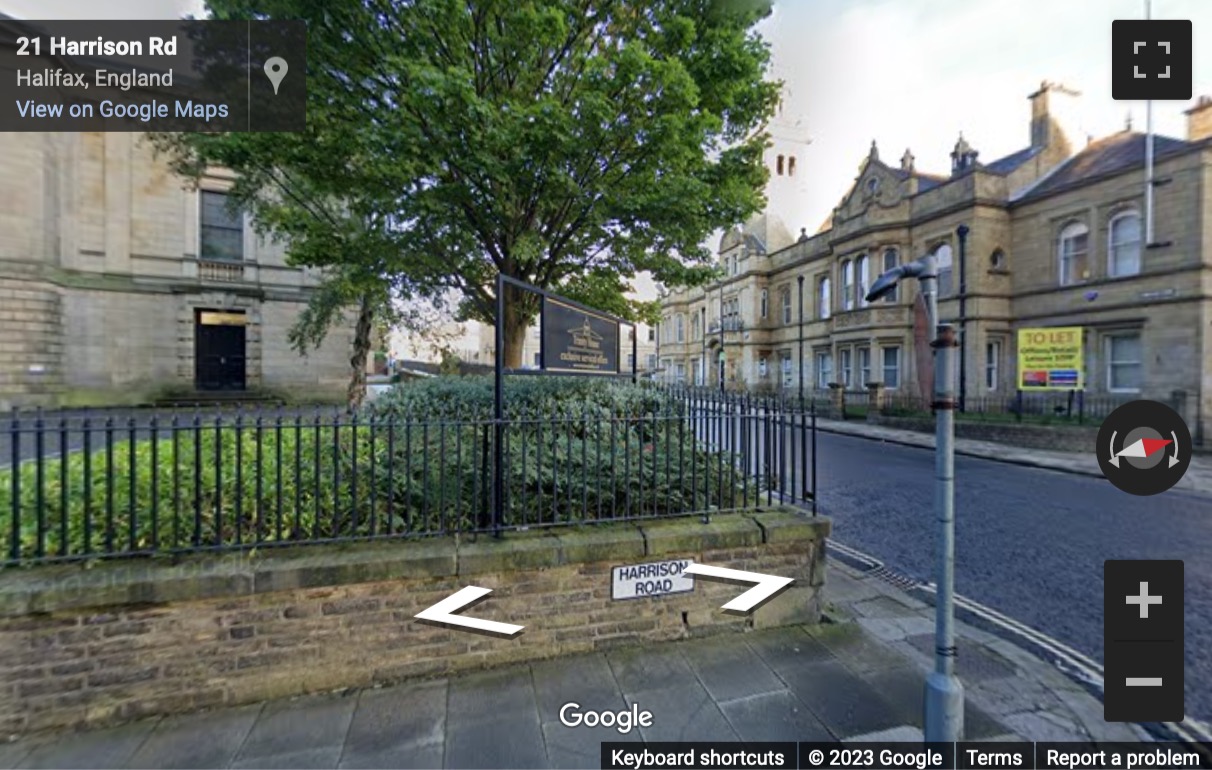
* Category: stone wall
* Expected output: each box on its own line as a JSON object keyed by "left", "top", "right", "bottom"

{"left": 0, "top": 276, "right": 63, "bottom": 410}
{"left": 872, "top": 415, "right": 1099, "bottom": 452}
{"left": 0, "top": 509, "right": 830, "bottom": 736}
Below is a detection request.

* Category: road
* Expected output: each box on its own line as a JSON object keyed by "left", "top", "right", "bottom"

{"left": 814, "top": 430, "right": 1212, "bottom": 726}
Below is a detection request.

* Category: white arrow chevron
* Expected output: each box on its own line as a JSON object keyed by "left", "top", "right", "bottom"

{"left": 682, "top": 564, "right": 794, "bottom": 613}
{"left": 414, "top": 586, "right": 523, "bottom": 636}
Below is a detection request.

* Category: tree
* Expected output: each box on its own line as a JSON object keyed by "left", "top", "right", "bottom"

{"left": 164, "top": 0, "right": 779, "bottom": 367}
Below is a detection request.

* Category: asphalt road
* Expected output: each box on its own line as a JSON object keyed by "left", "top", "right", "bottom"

{"left": 815, "top": 430, "right": 1212, "bottom": 726}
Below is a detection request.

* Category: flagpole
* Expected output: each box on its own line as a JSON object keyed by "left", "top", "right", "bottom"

{"left": 1145, "top": 0, "right": 1156, "bottom": 245}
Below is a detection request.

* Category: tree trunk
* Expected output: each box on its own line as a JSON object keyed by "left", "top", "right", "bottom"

{"left": 347, "top": 293, "right": 375, "bottom": 410}
{"left": 499, "top": 284, "right": 530, "bottom": 369}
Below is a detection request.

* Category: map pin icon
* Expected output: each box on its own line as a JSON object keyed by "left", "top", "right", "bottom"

{"left": 264, "top": 57, "right": 288, "bottom": 95}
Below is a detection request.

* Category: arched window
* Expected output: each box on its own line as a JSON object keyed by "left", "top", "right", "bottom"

{"left": 776, "top": 155, "right": 785, "bottom": 176}
{"left": 933, "top": 243, "right": 954, "bottom": 296}
{"left": 841, "top": 260, "right": 854, "bottom": 311}
{"left": 882, "top": 248, "right": 899, "bottom": 302}
{"left": 818, "top": 276, "right": 831, "bottom": 319}
{"left": 1058, "top": 221, "right": 1089, "bottom": 285}
{"left": 1108, "top": 211, "right": 1141, "bottom": 277}
{"left": 788, "top": 156, "right": 796, "bottom": 177}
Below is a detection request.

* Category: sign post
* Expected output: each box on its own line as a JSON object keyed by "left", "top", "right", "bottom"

{"left": 492, "top": 274, "right": 639, "bottom": 536}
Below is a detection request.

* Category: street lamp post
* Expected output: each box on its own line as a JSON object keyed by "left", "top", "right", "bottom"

{"left": 866, "top": 254, "right": 963, "bottom": 742}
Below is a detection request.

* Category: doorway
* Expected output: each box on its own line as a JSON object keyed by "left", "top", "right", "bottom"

{"left": 194, "top": 309, "right": 247, "bottom": 391}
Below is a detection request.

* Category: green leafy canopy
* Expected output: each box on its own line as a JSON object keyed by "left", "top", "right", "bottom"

{"left": 158, "top": 0, "right": 779, "bottom": 364}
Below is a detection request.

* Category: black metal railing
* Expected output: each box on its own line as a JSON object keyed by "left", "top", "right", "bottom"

{"left": 1, "top": 395, "right": 817, "bottom": 565}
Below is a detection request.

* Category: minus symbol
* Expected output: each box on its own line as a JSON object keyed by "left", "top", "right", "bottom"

{"left": 1126, "top": 677, "right": 1163, "bottom": 687}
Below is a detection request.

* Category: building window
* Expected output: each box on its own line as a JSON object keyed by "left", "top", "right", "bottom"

{"left": 760, "top": 289, "right": 768, "bottom": 319}
{"left": 1106, "top": 333, "right": 1143, "bottom": 392}
{"left": 990, "top": 249, "right": 1006, "bottom": 270}
{"left": 675, "top": 363, "right": 686, "bottom": 384}
{"left": 200, "top": 191, "right": 244, "bottom": 262}
{"left": 693, "top": 358, "right": 703, "bottom": 385}
{"left": 648, "top": 327, "right": 655, "bottom": 342}
{"left": 781, "top": 352, "right": 793, "bottom": 387}
{"left": 781, "top": 288, "right": 792, "bottom": 324}
{"left": 1108, "top": 211, "right": 1141, "bottom": 277}
{"left": 777, "top": 155, "right": 785, "bottom": 175}
{"left": 858, "top": 347, "right": 871, "bottom": 385}
{"left": 647, "top": 354, "right": 657, "bottom": 371}
{"left": 815, "top": 351, "right": 833, "bottom": 389}
{"left": 841, "top": 260, "right": 854, "bottom": 310}
{"left": 818, "top": 276, "right": 831, "bottom": 319}
{"left": 676, "top": 315, "right": 684, "bottom": 342}
{"left": 627, "top": 353, "right": 635, "bottom": 369}
{"left": 839, "top": 349, "right": 852, "bottom": 388}
{"left": 788, "top": 156, "right": 796, "bottom": 176}
{"left": 934, "top": 243, "right": 953, "bottom": 296}
{"left": 691, "top": 314, "right": 700, "bottom": 341}
{"left": 1058, "top": 221, "right": 1090, "bottom": 285}
{"left": 855, "top": 254, "right": 870, "bottom": 307}
{"left": 882, "top": 346, "right": 901, "bottom": 389}
{"left": 882, "top": 249, "right": 899, "bottom": 302}
{"left": 534, "top": 352, "right": 542, "bottom": 367}
{"left": 758, "top": 357, "right": 768, "bottom": 378}
{"left": 985, "top": 340, "right": 1001, "bottom": 391}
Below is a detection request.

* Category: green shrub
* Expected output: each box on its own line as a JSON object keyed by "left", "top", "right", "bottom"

{"left": 1, "top": 379, "right": 759, "bottom": 562}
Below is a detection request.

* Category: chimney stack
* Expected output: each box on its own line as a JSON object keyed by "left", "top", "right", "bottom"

{"left": 1028, "top": 81, "right": 1085, "bottom": 155}
{"left": 1185, "top": 96, "right": 1212, "bottom": 142}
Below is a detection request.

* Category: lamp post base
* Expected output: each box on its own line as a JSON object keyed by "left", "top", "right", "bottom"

{"left": 924, "top": 671, "right": 964, "bottom": 742}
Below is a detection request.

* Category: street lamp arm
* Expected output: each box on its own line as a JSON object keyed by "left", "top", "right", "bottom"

{"left": 865, "top": 255, "right": 938, "bottom": 303}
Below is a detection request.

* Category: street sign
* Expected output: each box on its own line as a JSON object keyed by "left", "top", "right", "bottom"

{"left": 611, "top": 559, "right": 695, "bottom": 600}
{"left": 541, "top": 298, "right": 621, "bottom": 375}
{"left": 1017, "top": 327, "right": 1084, "bottom": 390}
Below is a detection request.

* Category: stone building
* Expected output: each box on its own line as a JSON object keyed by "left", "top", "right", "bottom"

{"left": 0, "top": 132, "right": 353, "bottom": 408}
{"left": 657, "top": 82, "right": 1212, "bottom": 443}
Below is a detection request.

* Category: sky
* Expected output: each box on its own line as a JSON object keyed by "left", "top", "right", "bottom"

{"left": 6, "top": 0, "right": 1212, "bottom": 298}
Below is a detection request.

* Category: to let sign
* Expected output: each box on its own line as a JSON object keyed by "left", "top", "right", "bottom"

{"left": 612, "top": 559, "right": 695, "bottom": 600}
{"left": 1017, "top": 327, "right": 1084, "bottom": 390}
{"left": 541, "top": 298, "right": 620, "bottom": 374}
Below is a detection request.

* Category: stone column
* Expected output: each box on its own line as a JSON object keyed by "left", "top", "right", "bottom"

{"left": 866, "top": 382, "right": 885, "bottom": 423}
{"left": 828, "top": 382, "right": 844, "bottom": 418}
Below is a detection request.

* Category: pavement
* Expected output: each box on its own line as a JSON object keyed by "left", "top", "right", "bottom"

{"left": 813, "top": 418, "right": 1212, "bottom": 494}
{"left": 0, "top": 561, "right": 1148, "bottom": 770}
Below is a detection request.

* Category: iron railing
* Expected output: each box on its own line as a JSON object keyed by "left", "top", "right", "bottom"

{"left": 2, "top": 394, "right": 817, "bottom": 565}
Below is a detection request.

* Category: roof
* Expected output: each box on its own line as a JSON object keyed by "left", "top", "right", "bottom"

{"left": 1015, "top": 131, "right": 1196, "bottom": 203}
{"left": 983, "top": 145, "right": 1042, "bottom": 175}
{"left": 889, "top": 167, "right": 947, "bottom": 191}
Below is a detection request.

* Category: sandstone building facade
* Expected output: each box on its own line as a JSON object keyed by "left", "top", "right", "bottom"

{"left": 657, "top": 83, "right": 1212, "bottom": 443}
{"left": 0, "top": 132, "right": 352, "bottom": 409}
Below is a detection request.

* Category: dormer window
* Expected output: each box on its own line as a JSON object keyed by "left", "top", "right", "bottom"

{"left": 865, "top": 178, "right": 879, "bottom": 196}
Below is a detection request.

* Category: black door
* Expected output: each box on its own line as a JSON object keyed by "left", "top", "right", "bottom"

{"left": 195, "top": 311, "right": 247, "bottom": 391}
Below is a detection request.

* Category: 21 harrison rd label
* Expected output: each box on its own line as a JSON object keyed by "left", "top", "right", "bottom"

{"left": 0, "top": 19, "right": 305, "bottom": 132}
{"left": 598, "top": 742, "right": 1212, "bottom": 770}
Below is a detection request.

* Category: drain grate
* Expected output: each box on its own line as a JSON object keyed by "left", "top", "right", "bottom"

{"left": 865, "top": 565, "right": 923, "bottom": 591}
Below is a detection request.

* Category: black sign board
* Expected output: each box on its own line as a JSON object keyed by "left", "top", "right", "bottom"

{"left": 541, "top": 298, "right": 621, "bottom": 375}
